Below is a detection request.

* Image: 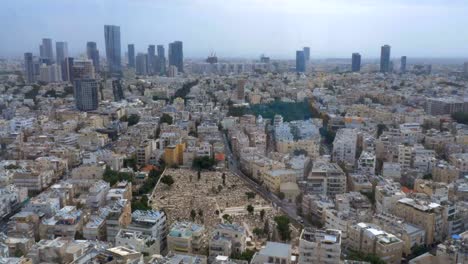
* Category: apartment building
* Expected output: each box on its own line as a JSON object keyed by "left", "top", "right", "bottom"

{"left": 251, "top": 242, "right": 292, "bottom": 264}
{"left": 394, "top": 198, "right": 446, "bottom": 245}
{"left": 298, "top": 228, "right": 341, "bottom": 264}
{"left": 127, "top": 210, "right": 168, "bottom": 255}
{"left": 304, "top": 160, "right": 346, "bottom": 197}
{"left": 348, "top": 222, "right": 403, "bottom": 264}
{"left": 168, "top": 221, "right": 205, "bottom": 254}
{"left": 86, "top": 180, "right": 110, "bottom": 210}
{"left": 209, "top": 223, "right": 246, "bottom": 257}
{"left": 332, "top": 128, "right": 357, "bottom": 168}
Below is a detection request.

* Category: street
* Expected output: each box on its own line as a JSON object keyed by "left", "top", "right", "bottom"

{"left": 222, "top": 132, "right": 310, "bottom": 228}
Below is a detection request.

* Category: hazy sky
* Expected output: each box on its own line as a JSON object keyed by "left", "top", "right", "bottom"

{"left": 2, "top": 0, "right": 468, "bottom": 59}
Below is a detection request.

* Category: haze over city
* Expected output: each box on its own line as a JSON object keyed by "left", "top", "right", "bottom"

{"left": 2, "top": 0, "right": 468, "bottom": 58}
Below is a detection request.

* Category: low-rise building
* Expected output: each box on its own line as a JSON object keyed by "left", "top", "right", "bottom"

{"left": 251, "top": 242, "right": 292, "bottom": 264}
{"left": 209, "top": 223, "right": 246, "bottom": 257}
{"left": 298, "top": 228, "right": 341, "bottom": 264}
{"left": 348, "top": 222, "right": 403, "bottom": 264}
{"left": 168, "top": 221, "right": 205, "bottom": 254}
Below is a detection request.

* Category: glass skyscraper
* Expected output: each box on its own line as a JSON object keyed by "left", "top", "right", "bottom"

{"left": 296, "top": 50, "right": 306, "bottom": 73}
{"left": 168, "top": 41, "right": 183, "bottom": 73}
{"left": 86, "top": 42, "right": 100, "bottom": 71}
{"left": 380, "top": 45, "right": 391, "bottom": 73}
{"left": 352, "top": 53, "right": 361, "bottom": 72}
{"left": 104, "top": 25, "right": 121, "bottom": 74}
{"left": 128, "top": 44, "right": 135, "bottom": 68}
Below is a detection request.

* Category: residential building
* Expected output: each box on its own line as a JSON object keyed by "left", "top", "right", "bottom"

{"left": 167, "top": 221, "right": 205, "bottom": 254}
{"left": 251, "top": 242, "right": 292, "bottom": 264}
{"left": 304, "top": 160, "right": 346, "bottom": 197}
{"left": 127, "top": 210, "right": 168, "bottom": 255}
{"left": 332, "top": 128, "right": 357, "bottom": 168}
{"left": 348, "top": 222, "right": 403, "bottom": 264}
{"left": 298, "top": 228, "right": 341, "bottom": 264}
{"left": 209, "top": 223, "right": 246, "bottom": 257}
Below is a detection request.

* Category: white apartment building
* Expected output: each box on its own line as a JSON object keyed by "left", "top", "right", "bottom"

{"left": 332, "top": 128, "right": 357, "bottom": 168}
{"left": 298, "top": 228, "right": 341, "bottom": 264}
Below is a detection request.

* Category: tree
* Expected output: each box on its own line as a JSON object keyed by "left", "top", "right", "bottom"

{"left": 274, "top": 215, "right": 291, "bottom": 241}
{"left": 197, "top": 170, "right": 201, "bottom": 181}
{"left": 295, "top": 193, "right": 303, "bottom": 205}
{"left": 246, "top": 192, "right": 256, "bottom": 199}
{"left": 452, "top": 112, "right": 468, "bottom": 125}
{"left": 260, "top": 209, "right": 265, "bottom": 220}
{"left": 192, "top": 156, "right": 216, "bottom": 170}
{"left": 222, "top": 173, "right": 226, "bottom": 185}
{"left": 230, "top": 249, "right": 256, "bottom": 262}
{"left": 217, "top": 185, "right": 223, "bottom": 192}
{"left": 278, "top": 192, "right": 285, "bottom": 200}
{"left": 159, "top": 113, "right": 173, "bottom": 125}
{"left": 128, "top": 114, "right": 140, "bottom": 126}
{"left": 376, "top": 123, "right": 388, "bottom": 138}
{"left": 198, "top": 209, "right": 204, "bottom": 218}
{"left": 253, "top": 227, "right": 264, "bottom": 237}
{"left": 161, "top": 175, "right": 174, "bottom": 187}
{"left": 246, "top": 204, "right": 254, "bottom": 215}
{"left": 190, "top": 209, "right": 197, "bottom": 221}
{"left": 222, "top": 214, "right": 231, "bottom": 223}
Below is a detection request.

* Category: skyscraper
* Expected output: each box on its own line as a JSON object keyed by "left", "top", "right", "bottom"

{"left": 86, "top": 42, "right": 100, "bottom": 71}
{"left": 41, "top": 38, "right": 54, "bottom": 63}
{"left": 303, "top": 47, "right": 310, "bottom": 61}
{"left": 400, "top": 56, "right": 407, "bottom": 73}
{"left": 296, "top": 50, "right": 306, "bottom": 73}
{"left": 72, "top": 59, "right": 95, "bottom": 80}
{"left": 380, "top": 45, "right": 391, "bottom": 73}
{"left": 157, "top": 45, "right": 166, "bottom": 75}
{"left": 136, "top": 53, "right": 148, "bottom": 75}
{"left": 24, "top": 53, "right": 35, "bottom": 84}
{"left": 112, "top": 79, "right": 125, "bottom": 102}
{"left": 73, "top": 79, "right": 99, "bottom": 111}
{"left": 148, "top": 45, "right": 156, "bottom": 75}
{"left": 351, "top": 53, "right": 361, "bottom": 72}
{"left": 104, "top": 25, "right": 121, "bottom": 74}
{"left": 168, "top": 41, "right": 183, "bottom": 73}
{"left": 55, "top": 42, "right": 68, "bottom": 65}
{"left": 128, "top": 44, "right": 135, "bottom": 68}
{"left": 63, "top": 57, "right": 74, "bottom": 82}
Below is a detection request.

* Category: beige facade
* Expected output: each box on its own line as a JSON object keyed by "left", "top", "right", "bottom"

{"left": 348, "top": 222, "right": 403, "bottom": 264}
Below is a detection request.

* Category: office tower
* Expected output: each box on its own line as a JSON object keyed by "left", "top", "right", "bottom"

{"left": 168, "top": 41, "right": 183, "bottom": 73}
{"left": 296, "top": 50, "right": 306, "bottom": 73}
{"left": 72, "top": 59, "right": 95, "bottom": 79}
{"left": 128, "top": 44, "right": 135, "bottom": 68}
{"left": 86, "top": 42, "right": 100, "bottom": 71}
{"left": 73, "top": 79, "right": 99, "bottom": 111}
{"left": 303, "top": 47, "right": 310, "bottom": 61}
{"left": 351, "top": 53, "right": 361, "bottom": 72}
{"left": 39, "top": 44, "right": 44, "bottom": 58}
{"left": 56, "top": 42, "right": 68, "bottom": 81}
{"left": 41, "top": 38, "right": 54, "bottom": 63}
{"left": 135, "top": 53, "right": 148, "bottom": 75}
{"left": 63, "top": 57, "right": 74, "bottom": 82}
{"left": 55, "top": 42, "right": 68, "bottom": 65}
{"left": 157, "top": 45, "right": 166, "bottom": 75}
{"left": 380, "top": 45, "right": 391, "bottom": 73}
{"left": 112, "top": 79, "right": 125, "bottom": 101}
{"left": 24, "top": 53, "right": 35, "bottom": 84}
{"left": 400, "top": 56, "right": 407, "bottom": 73}
{"left": 237, "top": 80, "right": 246, "bottom": 101}
{"left": 148, "top": 45, "right": 156, "bottom": 75}
{"left": 104, "top": 25, "right": 121, "bottom": 74}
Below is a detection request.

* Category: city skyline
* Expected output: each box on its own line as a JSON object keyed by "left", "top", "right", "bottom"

{"left": 2, "top": 0, "right": 468, "bottom": 59}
